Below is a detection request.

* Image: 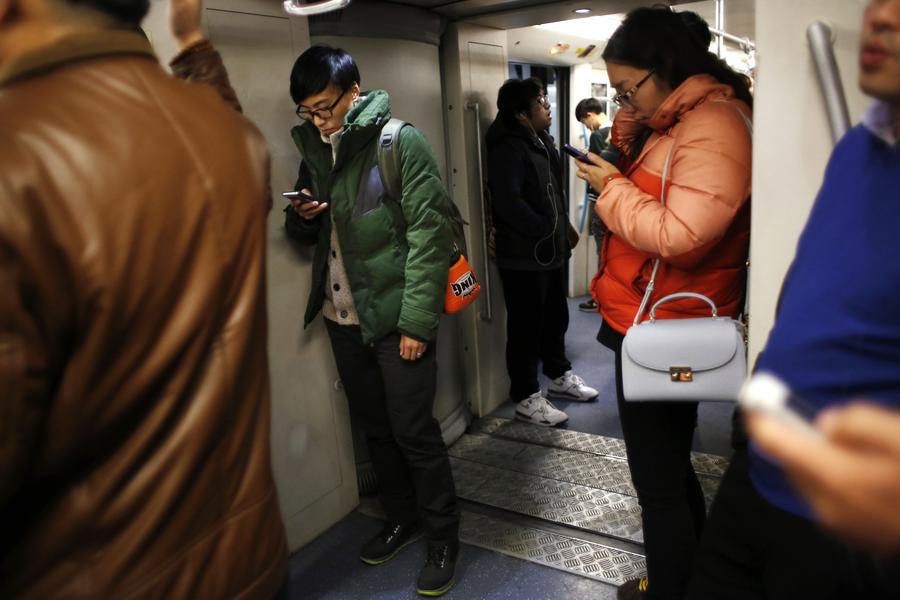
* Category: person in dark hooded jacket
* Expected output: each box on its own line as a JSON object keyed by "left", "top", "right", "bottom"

{"left": 485, "top": 78, "right": 599, "bottom": 427}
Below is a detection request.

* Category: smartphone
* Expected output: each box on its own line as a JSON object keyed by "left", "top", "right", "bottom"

{"left": 738, "top": 372, "right": 822, "bottom": 438}
{"left": 562, "top": 143, "right": 592, "bottom": 164}
{"left": 282, "top": 190, "right": 315, "bottom": 203}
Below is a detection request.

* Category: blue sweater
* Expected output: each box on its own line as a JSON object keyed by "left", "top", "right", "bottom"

{"left": 751, "top": 123, "right": 900, "bottom": 518}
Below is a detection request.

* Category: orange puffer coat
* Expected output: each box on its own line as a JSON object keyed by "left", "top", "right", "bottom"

{"left": 592, "top": 74, "right": 752, "bottom": 334}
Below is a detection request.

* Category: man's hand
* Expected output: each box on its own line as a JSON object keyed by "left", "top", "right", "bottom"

{"left": 746, "top": 403, "right": 900, "bottom": 555}
{"left": 574, "top": 152, "right": 622, "bottom": 197}
{"left": 291, "top": 188, "right": 329, "bottom": 220}
{"left": 169, "top": 0, "right": 205, "bottom": 50}
{"left": 399, "top": 335, "right": 427, "bottom": 361}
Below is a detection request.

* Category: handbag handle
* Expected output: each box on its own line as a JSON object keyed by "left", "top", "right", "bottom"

{"left": 648, "top": 292, "right": 718, "bottom": 321}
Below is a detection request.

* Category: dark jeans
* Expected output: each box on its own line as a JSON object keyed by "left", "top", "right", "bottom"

{"left": 687, "top": 449, "right": 900, "bottom": 599}
{"left": 602, "top": 326, "right": 706, "bottom": 600}
{"left": 498, "top": 266, "right": 572, "bottom": 401}
{"left": 325, "top": 320, "right": 459, "bottom": 542}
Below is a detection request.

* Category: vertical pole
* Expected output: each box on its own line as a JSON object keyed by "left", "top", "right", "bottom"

{"left": 715, "top": 0, "right": 725, "bottom": 58}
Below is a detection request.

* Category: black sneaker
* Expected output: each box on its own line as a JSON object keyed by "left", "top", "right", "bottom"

{"left": 359, "top": 521, "right": 423, "bottom": 565}
{"left": 617, "top": 576, "right": 649, "bottom": 600}
{"left": 578, "top": 299, "right": 598, "bottom": 312}
{"left": 416, "top": 540, "right": 459, "bottom": 597}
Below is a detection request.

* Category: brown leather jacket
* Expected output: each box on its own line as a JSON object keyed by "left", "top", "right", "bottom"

{"left": 0, "top": 30, "right": 287, "bottom": 598}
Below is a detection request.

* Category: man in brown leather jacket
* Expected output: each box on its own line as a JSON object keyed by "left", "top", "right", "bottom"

{"left": 0, "top": 0, "right": 287, "bottom": 596}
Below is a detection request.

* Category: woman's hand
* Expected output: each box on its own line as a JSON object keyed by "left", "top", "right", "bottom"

{"left": 399, "top": 335, "right": 427, "bottom": 361}
{"left": 291, "top": 188, "right": 329, "bottom": 220}
{"left": 168, "top": 0, "right": 205, "bottom": 50}
{"left": 575, "top": 152, "right": 622, "bottom": 195}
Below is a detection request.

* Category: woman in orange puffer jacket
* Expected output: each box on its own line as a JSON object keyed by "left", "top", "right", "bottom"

{"left": 575, "top": 7, "right": 752, "bottom": 600}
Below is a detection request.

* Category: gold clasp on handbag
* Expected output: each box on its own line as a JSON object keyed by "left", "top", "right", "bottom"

{"left": 670, "top": 367, "right": 693, "bottom": 382}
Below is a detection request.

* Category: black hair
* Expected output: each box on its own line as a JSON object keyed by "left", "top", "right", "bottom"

{"left": 601, "top": 5, "right": 752, "bottom": 108}
{"left": 575, "top": 97, "right": 605, "bottom": 121}
{"left": 289, "top": 45, "right": 361, "bottom": 104}
{"left": 65, "top": 0, "right": 148, "bottom": 26}
{"left": 496, "top": 78, "right": 543, "bottom": 127}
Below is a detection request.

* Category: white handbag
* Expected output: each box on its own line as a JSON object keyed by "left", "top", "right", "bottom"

{"left": 621, "top": 291, "right": 746, "bottom": 402}
{"left": 620, "top": 104, "right": 751, "bottom": 403}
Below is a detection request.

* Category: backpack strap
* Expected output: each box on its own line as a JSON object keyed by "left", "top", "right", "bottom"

{"left": 376, "top": 117, "right": 469, "bottom": 257}
{"left": 377, "top": 117, "right": 409, "bottom": 202}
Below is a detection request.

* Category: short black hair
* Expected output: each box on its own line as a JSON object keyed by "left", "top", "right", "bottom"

{"left": 289, "top": 45, "right": 360, "bottom": 104}
{"left": 575, "top": 98, "right": 604, "bottom": 121}
{"left": 65, "top": 0, "right": 149, "bottom": 26}
{"left": 496, "top": 78, "right": 542, "bottom": 127}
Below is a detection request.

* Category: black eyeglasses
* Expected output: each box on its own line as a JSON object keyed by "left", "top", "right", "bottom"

{"left": 612, "top": 69, "right": 656, "bottom": 108}
{"left": 296, "top": 88, "right": 347, "bottom": 122}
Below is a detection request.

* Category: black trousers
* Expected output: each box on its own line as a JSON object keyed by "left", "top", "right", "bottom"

{"left": 602, "top": 326, "right": 706, "bottom": 600}
{"left": 687, "top": 449, "right": 900, "bottom": 600}
{"left": 325, "top": 320, "right": 459, "bottom": 542}
{"left": 498, "top": 266, "right": 572, "bottom": 401}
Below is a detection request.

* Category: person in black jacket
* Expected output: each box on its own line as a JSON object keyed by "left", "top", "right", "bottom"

{"left": 485, "top": 78, "right": 599, "bottom": 427}
{"left": 574, "top": 97, "right": 621, "bottom": 313}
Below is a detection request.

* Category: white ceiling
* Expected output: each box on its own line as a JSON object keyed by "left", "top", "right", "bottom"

{"left": 503, "top": 0, "right": 755, "bottom": 68}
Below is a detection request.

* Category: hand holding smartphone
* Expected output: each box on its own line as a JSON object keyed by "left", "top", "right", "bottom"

{"left": 282, "top": 190, "right": 315, "bottom": 203}
{"left": 562, "top": 143, "right": 592, "bottom": 164}
{"left": 738, "top": 373, "right": 822, "bottom": 438}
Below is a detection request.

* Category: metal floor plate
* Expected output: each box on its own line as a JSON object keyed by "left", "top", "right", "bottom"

{"left": 450, "top": 433, "right": 722, "bottom": 506}
{"left": 469, "top": 416, "right": 729, "bottom": 478}
{"left": 460, "top": 511, "right": 646, "bottom": 587}
{"left": 451, "top": 457, "right": 645, "bottom": 543}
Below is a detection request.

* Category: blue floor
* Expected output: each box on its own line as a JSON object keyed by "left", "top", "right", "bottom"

{"left": 285, "top": 296, "right": 735, "bottom": 599}
{"left": 287, "top": 510, "right": 614, "bottom": 600}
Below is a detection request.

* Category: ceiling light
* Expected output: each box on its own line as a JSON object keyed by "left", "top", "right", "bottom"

{"left": 574, "top": 8, "right": 591, "bottom": 14}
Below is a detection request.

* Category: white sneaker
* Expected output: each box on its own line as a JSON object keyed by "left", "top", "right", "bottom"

{"left": 547, "top": 370, "right": 599, "bottom": 402}
{"left": 515, "top": 392, "right": 569, "bottom": 427}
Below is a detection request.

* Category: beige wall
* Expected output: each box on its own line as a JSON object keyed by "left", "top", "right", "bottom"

{"left": 312, "top": 35, "right": 447, "bottom": 182}
{"left": 749, "top": 0, "right": 868, "bottom": 362}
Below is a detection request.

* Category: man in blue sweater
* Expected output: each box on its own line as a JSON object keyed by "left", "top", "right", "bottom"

{"left": 686, "top": 2, "right": 900, "bottom": 599}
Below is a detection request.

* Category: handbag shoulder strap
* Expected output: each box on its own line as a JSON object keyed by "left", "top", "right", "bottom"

{"left": 632, "top": 100, "right": 753, "bottom": 326}
{"left": 632, "top": 138, "right": 676, "bottom": 326}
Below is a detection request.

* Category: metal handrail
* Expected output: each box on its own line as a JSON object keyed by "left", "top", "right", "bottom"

{"left": 465, "top": 101, "right": 492, "bottom": 323}
{"left": 709, "top": 27, "right": 756, "bottom": 53}
{"left": 282, "top": 0, "right": 350, "bottom": 16}
{"left": 807, "top": 21, "right": 851, "bottom": 143}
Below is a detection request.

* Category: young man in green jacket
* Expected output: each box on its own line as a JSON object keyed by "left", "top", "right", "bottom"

{"left": 284, "top": 45, "right": 459, "bottom": 596}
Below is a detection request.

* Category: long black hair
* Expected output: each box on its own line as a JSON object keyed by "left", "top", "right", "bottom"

{"left": 602, "top": 6, "right": 752, "bottom": 108}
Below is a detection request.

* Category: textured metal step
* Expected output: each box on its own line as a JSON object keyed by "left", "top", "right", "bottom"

{"left": 451, "top": 457, "right": 645, "bottom": 543}
{"left": 460, "top": 511, "right": 646, "bottom": 587}
{"left": 469, "top": 416, "right": 729, "bottom": 478}
{"left": 450, "top": 433, "right": 722, "bottom": 505}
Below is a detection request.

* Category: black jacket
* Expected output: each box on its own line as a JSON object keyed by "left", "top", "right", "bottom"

{"left": 485, "top": 116, "right": 570, "bottom": 271}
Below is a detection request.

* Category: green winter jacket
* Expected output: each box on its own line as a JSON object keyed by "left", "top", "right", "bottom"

{"left": 284, "top": 90, "right": 451, "bottom": 343}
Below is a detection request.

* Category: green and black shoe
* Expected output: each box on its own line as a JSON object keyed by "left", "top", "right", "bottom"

{"left": 359, "top": 521, "right": 423, "bottom": 566}
{"left": 416, "top": 540, "right": 459, "bottom": 597}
